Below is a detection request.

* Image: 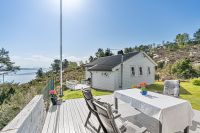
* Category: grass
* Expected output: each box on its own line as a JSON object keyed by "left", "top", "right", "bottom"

{"left": 62, "top": 88, "right": 112, "bottom": 100}
{"left": 61, "top": 81, "right": 200, "bottom": 111}
{"left": 147, "top": 81, "right": 200, "bottom": 110}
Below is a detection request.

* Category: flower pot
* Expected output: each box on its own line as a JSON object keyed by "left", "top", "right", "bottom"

{"left": 141, "top": 91, "right": 147, "bottom": 95}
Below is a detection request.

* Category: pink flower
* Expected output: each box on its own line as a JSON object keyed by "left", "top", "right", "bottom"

{"left": 49, "top": 90, "right": 57, "bottom": 95}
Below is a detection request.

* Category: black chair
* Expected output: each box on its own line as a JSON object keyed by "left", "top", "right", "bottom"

{"left": 82, "top": 88, "right": 107, "bottom": 133}
{"left": 93, "top": 100, "right": 147, "bottom": 133}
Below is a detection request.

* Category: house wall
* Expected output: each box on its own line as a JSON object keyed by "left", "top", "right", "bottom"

{"left": 91, "top": 71, "right": 115, "bottom": 91}
{"left": 113, "top": 52, "right": 156, "bottom": 90}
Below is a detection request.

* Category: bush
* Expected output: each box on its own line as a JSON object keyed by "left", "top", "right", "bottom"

{"left": 191, "top": 78, "right": 200, "bottom": 86}
{"left": 171, "top": 58, "right": 197, "bottom": 79}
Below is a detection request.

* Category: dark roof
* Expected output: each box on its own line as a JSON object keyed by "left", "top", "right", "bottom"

{"left": 85, "top": 52, "right": 140, "bottom": 71}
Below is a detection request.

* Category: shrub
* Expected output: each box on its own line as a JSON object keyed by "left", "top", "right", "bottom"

{"left": 171, "top": 58, "right": 197, "bottom": 79}
{"left": 191, "top": 78, "right": 200, "bottom": 86}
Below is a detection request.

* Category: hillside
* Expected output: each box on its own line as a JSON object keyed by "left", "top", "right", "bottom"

{"left": 152, "top": 44, "right": 200, "bottom": 65}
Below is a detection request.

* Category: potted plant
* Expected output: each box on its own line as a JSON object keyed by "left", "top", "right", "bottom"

{"left": 49, "top": 90, "right": 58, "bottom": 105}
{"left": 140, "top": 87, "right": 147, "bottom": 95}
{"left": 139, "top": 82, "right": 148, "bottom": 95}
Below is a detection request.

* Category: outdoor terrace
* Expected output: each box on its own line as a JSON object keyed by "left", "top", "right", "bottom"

{"left": 41, "top": 95, "right": 200, "bottom": 133}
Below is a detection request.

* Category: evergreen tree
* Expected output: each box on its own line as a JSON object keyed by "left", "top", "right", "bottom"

{"left": 194, "top": 28, "right": 200, "bottom": 43}
{"left": 36, "top": 68, "right": 43, "bottom": 78}
{"left": 0, "top": 48, "right": 19, "bottom": 71}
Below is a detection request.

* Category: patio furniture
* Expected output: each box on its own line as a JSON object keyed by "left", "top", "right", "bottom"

{"left": 114, "top": 89, "right": 194, "bottom": 133}
{"left": 163, "top": 80, "right": 180, "bottom": 97}
{"left": 93, "top": 100, "right": 147, "bottom": 133}
{"left": 82, "top": 88, "right": 106, "bottom": 133}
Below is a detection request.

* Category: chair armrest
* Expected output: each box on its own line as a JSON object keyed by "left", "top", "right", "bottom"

{"left": 96, "top": 98, "right": 101, "bottom": 101}
{"left": 113, "top": 113, "right": 121, "bottom": 119}
{"left": 112, "top": 109, "right": 118, "bottom": 114}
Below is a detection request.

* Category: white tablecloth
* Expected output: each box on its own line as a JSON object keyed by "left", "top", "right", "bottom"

{"left": 114, "top": 89, "right": 194, "bottom": 133}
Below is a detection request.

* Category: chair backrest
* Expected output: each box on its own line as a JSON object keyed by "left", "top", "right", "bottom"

{"left": 163, "top": 80, "right": 180, "bottom": 97}
{"left": 82, "top": 88, "right": 96, "bottom": 112}
{"left": 93, "top": 100, "right": 121, "bottom": 133}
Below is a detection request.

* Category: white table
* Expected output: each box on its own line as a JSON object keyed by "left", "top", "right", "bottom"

{"left": 114, "top": 89, "right": 194, "bottom": 133}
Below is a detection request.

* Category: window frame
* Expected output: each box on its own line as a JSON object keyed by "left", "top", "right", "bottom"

{"left": 131, "top": 66, "right": 135, "bottom": 76}
{"left": 139, "top": 66, "right": 143, "bottom": 76}
{"left": 147, "top": 67, "right": 151, "bottom": 75}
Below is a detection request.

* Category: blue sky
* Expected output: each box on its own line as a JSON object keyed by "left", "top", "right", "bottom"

{"left": 0, "top": 0, "right": 200, "bottom": 68}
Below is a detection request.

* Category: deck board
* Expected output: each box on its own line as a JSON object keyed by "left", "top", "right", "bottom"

{"left": 42, "top": 95, "right": 200, "bottom": 133}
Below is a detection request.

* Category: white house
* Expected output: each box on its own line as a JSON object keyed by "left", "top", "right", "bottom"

{"left": 85, "top": 52, "right": 157, "bottom": 91}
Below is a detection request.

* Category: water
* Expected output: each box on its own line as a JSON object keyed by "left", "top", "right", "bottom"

{"left": 0, "top": 68, "right": 50, "bottom": 84}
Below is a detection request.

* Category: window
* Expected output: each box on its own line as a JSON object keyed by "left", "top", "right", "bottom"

{"left": 148, "top": 67, "right": 151, "bottom": 75}
{"left": 139, "top": 67, "right": 143, "bottom": 75}
{"left": 131, "top": 67, "right": 135, "bottom": 76}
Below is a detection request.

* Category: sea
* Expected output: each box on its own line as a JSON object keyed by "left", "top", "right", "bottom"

{"left": 0, "top": 68, "right": 50, "bottom": 84}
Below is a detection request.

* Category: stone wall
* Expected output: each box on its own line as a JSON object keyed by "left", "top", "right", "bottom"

{"left": 1, "top": 95, "right": 46, "bottom": 133}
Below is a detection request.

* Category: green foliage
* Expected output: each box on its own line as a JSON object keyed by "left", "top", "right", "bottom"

{"left": 62, "top": 88, "right": 112, "bottom": 100}
{"left": 147, "top": 82, "right": 200, "bottom": 110}
{"left": 0, "top": 48, "right": 19, "bottom": 71}
{"left": 157, "top": 61, "right": 165, "bottom": 69}
{"left": 63, "top": 59, "right": 69, "bottom": 69}
{"left": 95, "top": 48, "right": 105, "bottom": 58}
{"left": 89, "top": 56, "right": 95, "bottom": 62}
{"left": 191, "top": 78, "right": 200, "bottom": 86}
{"left": 0, "top": 79, "right": 47, "bottom": 130}
{"left": 94, "top": 48, "right": 113, "bottom": 59}
{"left": 104, "top": 48, "right": 113, "bottom": 56}
{"left": 36, "top": 68, "right": 43, "bottom": 78}
{"left": 194, "top": 28, "right": 200, "bottom": 43}
{"left": 155, "top": 74, "right": 160, "bottom": 81}
{"left": 175, "top": 33, "right": 189, "bottom": 47}
{"left": 51, "top": 59, "right": 76, "bottom": 72}
{"left": 141, "top": 87, "right": 147, "bottom": 91}
{"left": 51, "top": 59, "right": 60, "bottom": 72}
{"left": 172, "top": 58, "right": 197, "bottom": 79}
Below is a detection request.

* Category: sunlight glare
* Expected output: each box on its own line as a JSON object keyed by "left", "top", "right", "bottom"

{"left": 63, "top": 0, "right": 83, "bottom": 11}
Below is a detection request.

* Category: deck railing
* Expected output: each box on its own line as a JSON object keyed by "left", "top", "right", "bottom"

{"left": 40, "top": 78, "right": 55, "bottom": 110}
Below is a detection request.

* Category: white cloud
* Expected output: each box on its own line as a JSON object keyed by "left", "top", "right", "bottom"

{"left": 11, "top": 55, "right": 88, "bottom": 68}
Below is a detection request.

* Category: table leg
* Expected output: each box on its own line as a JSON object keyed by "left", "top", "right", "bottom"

{"left": 159, "top": 121, "right": 162, "bottom": 133}
{"left": 184, "top": 126, "right": 189, "bottom": 133}
{"left": 114, "top": 97, "right": 118, "bottom": 113}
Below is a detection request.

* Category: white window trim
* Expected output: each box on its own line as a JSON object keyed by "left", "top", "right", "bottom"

{"left": 138, "top": 66, "right": 143, "bottom": 76}
{"left": 147, "top": 66, "right": 151, "bottom": 76}
{"left": 130, "top": 65, "right": 137, "bottom": 77}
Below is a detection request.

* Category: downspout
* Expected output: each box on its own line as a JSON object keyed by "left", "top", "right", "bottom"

{"left": 121, "top": 54, "right": 124, "bottom": 89}
{"left": 89, "top": 71, "right": 93, "bottom": 87}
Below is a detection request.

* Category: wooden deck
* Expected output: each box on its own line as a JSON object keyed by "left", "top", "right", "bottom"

{"left": 42, "top": 95, "right": 200, "bottom": 133}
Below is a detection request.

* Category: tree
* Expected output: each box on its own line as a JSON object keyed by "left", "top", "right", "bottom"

{"left": 79, "top": 61, "right": 84, "bottom": 67}
{"left": 172, "top": 58, "right": 197, "bottom": 79}
{"left": 104, "top": 48, "right": 113, "bottom": 56}
{"left": 51, "top": 59, "right": 60, "bottom": 72}
{"left": 0, "top": 48, "right": 19, "bottom": 71}
{"left": 124, "top": 47, "right": 133, "bottom": 54}
{"left": 175, "top": 33, "right": 189, "bottom": 47}
{"left": 95, "top": 48, "right": 105, "bottom": 58}
{"left": 68, "top": 61, "right": 78, "bottom": 69}
{"left": 63, "top": 59, "right": 69, "bottom": 69}
{"left": 89, "top": 56, "right": 94, "bottom": 62}
{"left": 36, "top": 68, "right": 43, "bottom": 78}
{"left": 194, "top": 28, "right": 200, "bottom": 43}
{"left": 117, "top": 50, "right": 124, "bottom": 55}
